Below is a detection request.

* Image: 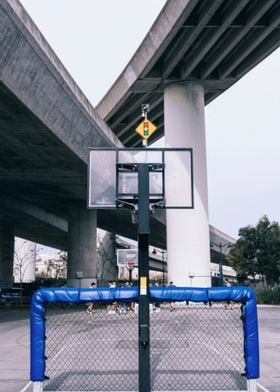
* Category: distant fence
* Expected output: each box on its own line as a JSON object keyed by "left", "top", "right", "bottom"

{"left": 30, "top": 286, "right": 259, "bottom": 392}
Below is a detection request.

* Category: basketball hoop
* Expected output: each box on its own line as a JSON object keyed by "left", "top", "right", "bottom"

{"left": 126, "top": 258, "right": 136, "bottom": 284}
{"left": 88, "top": 147, "right": 194, "bottom": 209}
{"left": 88, "top": 146, "right": 194, "bottom": 392}
{"left": 127, "top": 259, "right": 135, "bottom": 270}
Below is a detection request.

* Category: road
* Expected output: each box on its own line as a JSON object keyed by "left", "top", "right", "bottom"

{"left": 0, "top": 305, "right": 279, "bottom": 392}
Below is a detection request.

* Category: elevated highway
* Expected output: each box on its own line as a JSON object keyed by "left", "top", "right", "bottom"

{"left": 96, "top": 0, "right": 280, "bottom": 285}
{"left": 97, "top": 0, "right": 280, "bottom": 147}
{"left": 0, "top": 0, "right": 165, "bottom": 252}
{"left": 0, "top": 0, "right": 279, "bottom": 285}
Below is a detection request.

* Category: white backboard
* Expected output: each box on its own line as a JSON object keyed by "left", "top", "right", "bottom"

{"left": 88, "top": 148, "right": 193, "bottom": 209}
{"left": 117, "top": 249, "right": 138, "bottom": 268}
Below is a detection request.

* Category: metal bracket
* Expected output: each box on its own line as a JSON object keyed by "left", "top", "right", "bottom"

{"left": 140, "top": 324, "right": 149, "bottom": 346}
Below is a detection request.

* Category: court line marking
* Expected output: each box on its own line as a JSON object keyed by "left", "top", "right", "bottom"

{"left": 205, "top": 342, "right": 272, "bottom": 392}
{"left": 47, "top": 345, "right": 66, "bottom": 364}
{"left": 19, "top": 347, "right": 66, "bottom": 392}
{"left": 257, "top": 382, "right": 271, "bottom": 392}
{"left": 19, "top": 380, "right": 32, "bottom": 392}
{"left": 203, "top": 341, "right": 240, "bottom": 370}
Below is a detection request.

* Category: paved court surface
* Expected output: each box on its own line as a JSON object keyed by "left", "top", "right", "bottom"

{"left": 257, "top": 306, "right": 280, "bottom": 392}
{"left": 43, "top": 303, "right": 245, "bottom": 391}
{"left": 0, "top": 304, "right": 279, "bottom": 392}
{"left": 0, "top": 307, "right": 30, "bottom": 392}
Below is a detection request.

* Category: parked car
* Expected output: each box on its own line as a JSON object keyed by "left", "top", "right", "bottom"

{"left": 0, "top": 287, "right": 32, "bottom": 305}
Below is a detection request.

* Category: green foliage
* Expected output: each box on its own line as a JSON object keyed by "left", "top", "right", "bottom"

{"left": 257, "top": 288, "right": 280, "bottom": 304}
{"left": 229, "top": 216, "right": 280, "bottom": 285}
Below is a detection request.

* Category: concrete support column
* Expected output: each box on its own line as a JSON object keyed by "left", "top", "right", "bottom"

{"left": 0, "top": 222, "right": 14, "bottom": 287}
{"left": 96, "top": 231, "right": 117, "bottom": 286}
{"left": 14, "top": 238, "right": 36, "bottom": 283}
{"left": 67, "top": 201, "right": 97, "bottom": 288}
{"left": 164, "top": 82, "right": 211, "bottom": 287}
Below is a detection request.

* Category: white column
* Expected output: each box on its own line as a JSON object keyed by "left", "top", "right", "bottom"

{"left": 14, "top": 238, "right": 36, "bottom": 283}
{"left": 164, "top": 82, "right": 211, "bottom": 287}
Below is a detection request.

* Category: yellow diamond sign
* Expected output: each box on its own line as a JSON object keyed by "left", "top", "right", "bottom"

{"left": 135, "top": 119, "right": 157, "bottom": 140}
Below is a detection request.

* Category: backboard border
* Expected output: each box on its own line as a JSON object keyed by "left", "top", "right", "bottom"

{"left": 87, "top": 147, "right": 194, "bottom": 209}
{"left": 116, "top": 248, "right": 138, "bottom": 268}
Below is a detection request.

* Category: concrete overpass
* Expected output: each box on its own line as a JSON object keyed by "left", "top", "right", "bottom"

{"left": 96, "top": 0, "right": 280, "bottom": 286}
{"left": 97, "top": 0, "right": 280, "bottom": 146}
{"left": 0, "top": 0, "right": 167, "bottom": 251}
{"left": 0, "top": 0, "right": 279, "bottom": 286}
{"left": 0, "top": 0, "right": 167, "bottom": 286}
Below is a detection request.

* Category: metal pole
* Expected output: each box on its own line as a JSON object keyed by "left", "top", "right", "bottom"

{"left": 162, "top": 251, "right": 165, "bottom": 285}
{"left": 247, "top": 379, "right": 257, "bottom": 392}
{"left": 137, "top": 164, "right": 150, "bottom": 392}
{"left": 219, "top": 243, "right": 223, "bottom": 286}
{"left": 33, "top": 381, "right": 43, "bottom": 392}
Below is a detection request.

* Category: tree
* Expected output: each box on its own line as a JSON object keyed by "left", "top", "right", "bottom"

{"left": 229, "top": 216, "right": 280, "bottom": 286}
{"left": 13, "top": 239, "right": 36, "bottom": 304}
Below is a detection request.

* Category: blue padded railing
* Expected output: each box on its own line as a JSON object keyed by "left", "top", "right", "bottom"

{"left": 30, "top": 286, "right": 259, "bottom": 381}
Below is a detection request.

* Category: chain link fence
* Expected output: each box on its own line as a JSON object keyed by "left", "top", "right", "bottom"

{"left": 43, "top": 301, "right": 246, "bottom": 391}
{"left": 150, "top": 302, "right": 246, "bottom": 391}
{"left": 44, "top": 302, "right": 138, "bottom": 391}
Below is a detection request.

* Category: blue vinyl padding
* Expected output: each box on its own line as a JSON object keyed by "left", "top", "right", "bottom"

{"left": 30, "top": 286, "right": 259, "bottom": 381}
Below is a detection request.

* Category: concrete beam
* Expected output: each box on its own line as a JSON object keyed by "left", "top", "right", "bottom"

{"left": 0, "top": 0, "right": 123, "bottom": 166}
{"left": 0, "top": 194, "right": 67, "bottom": 233}
{"left": 97, "top": 0, "right": 198, "bottom": 120}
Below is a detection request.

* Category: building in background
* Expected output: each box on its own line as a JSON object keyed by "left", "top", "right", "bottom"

{"left": 36, "top": 249, "right": 67, "bottom": 280}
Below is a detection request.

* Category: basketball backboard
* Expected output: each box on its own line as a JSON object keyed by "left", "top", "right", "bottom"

{"left": 117, "top": 249, "right": 138, "bottom": 268}
{"left": 88, "top": 148, "right": 193, "bottom": 209}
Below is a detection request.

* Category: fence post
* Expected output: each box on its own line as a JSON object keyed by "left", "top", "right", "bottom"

{"left": 33, "top": 381, "right": 43, "bottom": 392}
{"left": 247, "top": 379, "right": 257, "bottom": 392}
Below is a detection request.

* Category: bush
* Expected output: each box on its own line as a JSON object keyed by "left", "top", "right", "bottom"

{"left": 257, "top": 288, "right": 280, "bottom": 304}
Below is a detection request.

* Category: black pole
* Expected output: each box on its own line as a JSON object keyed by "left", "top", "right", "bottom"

{"left": 137, "top": 164, "right": 150, "bottom": 392}
{"left": 219, "top": 243, "right": 224, "bottom": 286}
{"left": 162, "top": 252, "right": 164, "bottom": 286}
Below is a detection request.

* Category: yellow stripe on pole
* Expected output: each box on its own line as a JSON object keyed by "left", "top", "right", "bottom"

{"left": 140, "top": 276, "right": 147, "bottom": 295}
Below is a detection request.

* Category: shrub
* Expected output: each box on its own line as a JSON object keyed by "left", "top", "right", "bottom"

{"left": 257, "top": 288, "right": 280, "bottom": 304}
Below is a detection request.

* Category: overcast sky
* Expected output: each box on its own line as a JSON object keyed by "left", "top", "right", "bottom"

{"left": 20, "top": 0, "right": 280, "bottom": 239}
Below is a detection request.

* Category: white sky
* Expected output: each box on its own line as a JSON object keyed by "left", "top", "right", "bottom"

{"left": 20, "top": 0, "right": 280, "bottom": 239}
